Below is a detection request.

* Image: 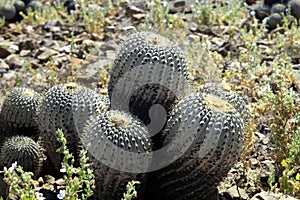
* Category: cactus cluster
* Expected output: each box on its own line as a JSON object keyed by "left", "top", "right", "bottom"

{"left": 0, "top": 31, "right": 250, "bottom": 200}
{"left": 251, "top": 0, "right": 300, "bottom": 31}
{"left": 0, "top": 0, "right": 42, "bottom": 22}
{"left": 0, "top": 87, "right": 44, "bottom": 180}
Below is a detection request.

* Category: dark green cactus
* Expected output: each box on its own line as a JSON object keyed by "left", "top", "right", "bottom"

{"left": 81, "top": 110, "right": 151, "bottom": 200}
{"left": 0, "top": 87, "right": 42, "bottom": 142}
{"left": 37, "top": 82, "right": 109, "bottom": 170}
{"left": 0, "top": 135, "right": 45, "bottom": 178}
{"left": 145, "top": 88, "right": 248, "bottom": 200}
{"left": 108, "top": 31, "right": 189, "bottom": 125}
{"left": 288, "top": 0, "right": 300, "bottom": 20}
{"left": 0, "top": 4, "right": 16, "bottom": 20}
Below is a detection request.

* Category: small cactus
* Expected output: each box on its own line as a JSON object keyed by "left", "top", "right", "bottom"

{"left": 37, "top": 82, "right": 109, "bottom": 170}
{"left": 0, "top": 87, "right": 42, "bottom": 142}
{"left": 0, "top": 135, "right": 45, "bottom": 178}
{"left": 146, "top": 88, "right": 248, "bottom": 199}
{"left": 288, "top": 0, "right": 300, "bottom": 20}
{"left": 0, "top": 4, "right": 16, "bottom": 20}
{"left": 82, "top": 110, "right": 151, "bottom": 200}
{"left": 109, "top": 31, "right": 189, "bottom": 126}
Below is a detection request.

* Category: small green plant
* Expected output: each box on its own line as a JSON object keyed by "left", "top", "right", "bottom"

{"left": 146, "top": 0, "right": 184, "bottom": 29}
{"left": 279, "top": 127, "right": 300, "bottom": 197}
{"left": 56, "top": 129, "right": 94, "bottom": 199}
{"left": 122, "top": 180, "right": 140, "bottom": 200}
{"left": 192, "top": 0, "right": 216, "bottom": 26}
{"left": 2, "top": 162, "right": 36, "bottom": 200}
{"left": 0, "top": 17, "right": 5, "bottom": 28}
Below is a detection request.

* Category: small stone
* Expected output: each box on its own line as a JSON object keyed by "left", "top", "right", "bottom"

{"left": 0, "top": 46, "right": 10, "bottom": 58}
{"left": 174, "top": 0, "right": 186, "bottom": 7}
{"left": 37, "top": 177, "right": 44, "bottom": 184}
{"left": 19, "top": 50, "right": 31, "bottom": 57}
{"left": 251, "top": 191, "right": 298, "bottom": 200}
{"left": 5, "top": 54, "right": 24, "bottom": 69}
{"left": 55, "top": 178, "right": 65, "bottom": 186}
{"left": 128, "top": 5, "right": 144, "bottom": 14}
{"left": 249, "top": 158, "right": 259, "bottom": 166}
{"left": 224, "top": 186, "right": 248, "bottom": 199}
{"left": 189, "top": 22, "right": 198, "bottom": 32}
{"left": 37, "top": 49, "right": 59, "bottom": 62}
{"left": 188, "top": 34, "right": 200, "bottom": 42}
{"left": 121, "top": 26, "right": 136, "bottom": 31}
{"left": 44, "top": 175, "right": 55, "bottom": 184}
{"left": 2, "top": 70, "right": 15, "bottom": 81}
{"left": 0, "top": 59, "right": 9, "bottom": 71}
{"left": 0, "top": 41, "right": 14, "bottom": 58}
{"left": 133, "top": 13, "right": 145, "bottom": 20}
{"left": 262, "top": 137, "right": 270, "bottom": 144}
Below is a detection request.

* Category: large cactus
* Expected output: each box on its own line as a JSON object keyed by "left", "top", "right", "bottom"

{"left": 108, "top": 31, "right": 189, "bottom": 126}
{"left": 145, "top": 87, "right": 249, "bottom": 199}
{"left": 37, "top": 82, "right": 109, "bottom": 170}
{"left": 0, "top": 87, "right": 42, "bottom": 143}
{"left": 0, "top": 135, "right": 45, "bottom": 178}
{"left": 81, "top": 110, "right": 152, "bottom": 200}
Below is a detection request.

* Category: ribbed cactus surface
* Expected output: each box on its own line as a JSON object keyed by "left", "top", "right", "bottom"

{"left": 145, "top": 88, "right": 248, "bottom": 200}
{"left": 0, "top": 135, "right": 45, "bottom": 178}
{"left": 108, "top": 31, "right": 189, "bottom": 125}
{"left": 0, "top": 87, "right": 42, "bottom": 141}
{"left": 82, "top": 110, "right": 151, "bottom": 200}
{"left": 37, "top": 82, "right": 109, "bottom": 170}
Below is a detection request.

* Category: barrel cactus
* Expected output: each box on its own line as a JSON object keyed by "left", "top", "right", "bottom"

{"left": 81, "top": 110, "right": 152, "bottom": 200}
{"left": 0, "top": 135, "right": 45, "bottom": 178}
{"left": 0, "top": 87, "right": 42, "bottom": 142}
{"left": 37, "top": 82, "right": 109, "bottom": 170}
{"left": 145, "top": 87, "right": 249, "bottom": 199}
{"left": 108, "top": 31, "right": 189, "bottom": 125}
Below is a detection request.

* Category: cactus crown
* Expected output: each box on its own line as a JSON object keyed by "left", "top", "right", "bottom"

{"left": 107, "top": 112, "right": 132, "bottom": 130}
{"left": 204, "top": 94, "right": 234, "bottom": 113}
{"left": 143, "top": 32, "right": 171, "bottom": 47}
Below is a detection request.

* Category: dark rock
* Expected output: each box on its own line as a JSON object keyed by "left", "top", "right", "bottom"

{"left": 174, "top": 0, "right": 186, "bottom": 7}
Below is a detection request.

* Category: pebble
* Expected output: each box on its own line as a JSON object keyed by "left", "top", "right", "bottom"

{"left": 5, "top": 54, "right": 24, "bottom": 69}
{"left": 19, "top": 50, "right": 31, "bottom": 57}
{"left": 37, "top": 49, "right": 59, "bottom": 62}
{"left": 0, "top": 59, "right": 9, "bottom": 71}
{"left": 174, "top": 0, "right": 186, "bottom": 7}
{"left": 251, "top": 191, "right": 298, "bottom": 200}
{"left": 223, "top": 186, "right": 248, "bottom": 199}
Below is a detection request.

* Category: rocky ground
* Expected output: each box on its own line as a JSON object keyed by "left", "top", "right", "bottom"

{"left": 0, "top": 0, "right": 299, "bottom": 199}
